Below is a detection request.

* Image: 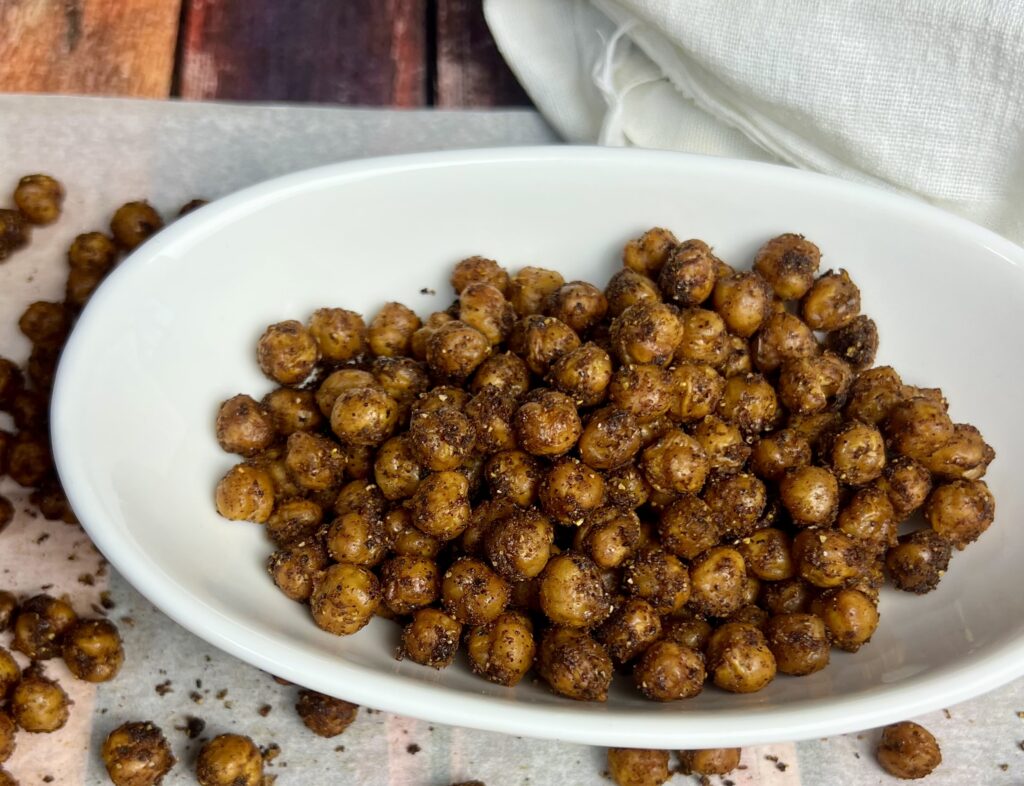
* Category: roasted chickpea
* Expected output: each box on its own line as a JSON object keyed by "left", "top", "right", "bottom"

{"left": 655, "top": 495, "right": 716, "bottom": 559}
{"left": 5, "top": 432, "right": 52, "bottom": 488}
{"left": 765, "top": 612, "right": 830, "bottom": 676}
{"left": 623, "top": 227, "right": 678, "bottom": 277}
{"left": 922, "top": 423, "right": 995, "bottom": 481}
{"left": 737, "top": 528, "right": 794, "bottom": 581}
{"left": 605, "top": 463, "right": 651, "bottom": 510}
{"left": 514, "top": 390, "right": 582, "bottom": 456}
{"left": 19, "top": 301, "right": 70, "bottom": 349}
{"left": 842, "top": 367, "right": 902, "bottom": 426}
{"left": 13, "top": 174, "right": 63, "bottom": 225}
{"left": 306, "top": 307, "right": 365, "bottom": 362}
{"left": 61, "top": 618, "right": 124, "bottom": 683}
{"left": 482, "top": 449, "right": 539, "bottom": 507}
{"left": 329, "top": 386, "right": 399, "bottom": 447}
{"left": 573, "top": 408, "right": 639, "bottom": 473}
{"left": 405, "top": 406, "right": 475, "bottom": 472}
{"left": 466, "top": 611, "right": 535, "bottom": 686}
{"left": 679, "top": 748, "right": 741, "bottom": 776}
{"left": 470, "top": 351, "right": 531, "bottom": 397}
{"left": 110, "top": 201, "right": 163, "bottom": 249}
{"left": 100, "top": 720, "right": 176, "bottom": 786}
{"left": 281, "top": 431, "right": 341, "bottom": 491}
{"left": 686, "top": 546, "right": 746, "bottom": 617}
{"left": 606, "top": 748, "right": 671, "bottom": 786}
{"left": 11, "top": 667, "right": 70, "bottom": 732}
{"left": 658, "top": 238, "right": 716, "bottom": 306}
{"left": 213, "top": 394, "right": 274, "bottom": 455}
{"left": 780, "top": 465, "right": 839, "bottom": 528}
{"left": 508, "top": 266, "right": 565, "bottom": 316}
{"left": 818, "top": 421, "right": 884, "bottom": 488}
{"left": 536, "top": 626, "right": 613, "bottom": 701}
{"left": 324, "top": 509, "right": 387, "bottom": 566}
{"left": 333, "top": 479, "right": 387, "bottom": 519}
{"left": 618, "top": 548, "right": 688, "bottom": 614}
{"left": 924, "top": 479, "right": 995, "bottom": 549}
{"left": 386, "top": 508, "right": 442, "bottom": 559}
{"left": 536, "top": 551, "right": 611, "bottom": 627}
{"left": 759, "top": 577, "right": 814, "bottom": 615}
{"left": 366, "top": 301, "right": 420, "bottom": 357}
{"left": 606, "top": 366, "right": 670, "bottom": 425}
{"left": 715, "top": 373, "right": 778, "bottom": 435}
{"left": 610, "top": 302, "right": 682, "bottom": 367}
{"left": 544, "top": 280, "right": 608, "bottom": 334}
{"left": 0, "top": 208, "right": 28, "bottom": 261}
{"left": 546, "top": 343, "right": 612, "bottom": 407}
{"left": 666, "top": 364, "right": 721, "bottom": 425}
{"left": 0, "top": 646, "right": 20, "bottom": 697}
{"left": 577, "top": 507, "right": 641, "bottom": 569}
{"left": 442, "top": 557, "right": 510, "bottom": 625}
{"left": 0, "top": 359, "right": 22, "bottom": 407}
{"left": 404, "top": 470, "right": 469, "bottom": 541}
{"left": 256, "top": 389, "right": 317, "bottom": 436}
{"left": 371, "top": 356, "right": 429, "bottom": 407}
{"left": 753, "top": 233, "right": 820, "bottom": 299}
{"left": 196, "top": 734, "right": 263, "bottom": 786}
{"left": 376, "top": 555, "right": 439, "bottom": 616}
{"left": 9, "top": 388, "right": 47, "bottom": 432}
{"left": 506, "top": 316, "right": 578, "bottom": 378}
{"left": 458, "top": 283, "right": 516, "bottom": 349}
{"left": 256, "top": 320, "right": 319, "bottom": 385}
{"left": 801, "top": 269, "right": 860, "bottom": 330}
{"left": 267, "top": 539, "right": 327, "bottom": 601}
{"left": 605, "top": 269, "right": 662, "bottom": 317}
{"left": 875, "top": 456, "right": 932, "bottom": 522}
{"left": 712, "top": 271, "right": 772, "bottom": 337}
{"left": 811, "top": 587, "right": 878, "bottom": 651}
{"left": 674, "top": 308, "right": 728, "bottom": 368}
{"left": 426, "top": 320, "right": 491, "bottom": 381}
{"left": 400, "top": 607, "right": 462, "bottom": 668}
{"left": 793, "top": 528, "right": 863, "bottom": 588}
{"left": 413, "top": 385, "right": 469, "bottom": 416}
{"left": 703, "top": 472, "right": 766, "bottom": 538}
{"left": 752, "top": 312, "right": 818, "bottom": 375}
{"left": 215, "top": 463, "right": 274, "bottom": 523}
{"left": 778, "top": 352, "right": 853, "bottom": 415}
{"left": 462, "top": 388, "right": 516, "bottom": 455}
{"left": 11, "top": 594, "right": 77, "bottom": 661}
{"left": 876, "top": 721, "right": 942, "bottom": 780}
{"left": 595, "top": 598, "right": 661, "bottom": 663}
{"left": 721, "top": 334, "right": 755, "bottom": 378}
{"left": 369, "top": 435, "right": 420, "bottom": 501}
{"left": 691, "top": 415, "right": 750, "bottom": 475}
{"left": 639, "top": 429, "right": 708, "bottom": 495}
{"left": 748, "top": 429, "right": 809, "bottom": 482}
{"left": 451, "top": 255, "right": 510, "bottom": 295}
{"left": 64, "top": 265, "right": 104, "bottom": 306}
{"left": 825, "top": 314, "right": 878, "bottom": 370}
{"left": 632, "top": 640, "right": 705, "bottom": 701}
{"left": 535, "top": 458, "right": 602, "bottom": 525}
{"left": 837, "top": 486, "right": 896, "bottom": 555}
{"left": 296, "top": 690, "right": 358, "bottom": 737}
{"left": 409, "top": 312, "right": 453, "bottom": 361}
{"left": 706, "top": 622, "right": 776, "bottom": 693}
{"left": 480, "top": 508, "right": 551, "bottom": 581}
{"left": 310, "top": 563, "right": 380, "bottom": 636}
{"left": 885, "top": 529, "right": 952, "bottom": 594}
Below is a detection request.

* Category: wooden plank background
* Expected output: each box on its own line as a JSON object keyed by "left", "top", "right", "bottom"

{"left": 0, "top": 0, "right": 532, "bottom": 107}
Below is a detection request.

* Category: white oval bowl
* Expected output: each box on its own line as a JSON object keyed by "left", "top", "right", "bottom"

{"left": 52, "top": 147, "right": 1024, "bottom": 748}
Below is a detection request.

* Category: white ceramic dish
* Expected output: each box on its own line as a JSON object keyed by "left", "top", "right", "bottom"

{"left": 52, "top": 147, "right": 1024, "bottom": 747}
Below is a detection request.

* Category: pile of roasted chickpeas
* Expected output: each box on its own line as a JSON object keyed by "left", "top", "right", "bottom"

{"left": 214, "top": 227, "right": 996, "bottom": 709}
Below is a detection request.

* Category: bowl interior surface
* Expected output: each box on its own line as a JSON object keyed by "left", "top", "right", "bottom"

{"left": 52, "top": 147, "right": 1024, "bottom": 747}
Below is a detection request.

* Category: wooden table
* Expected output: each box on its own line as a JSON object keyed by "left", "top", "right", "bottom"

{"left": 0, "top": 0, "right": 531, "bottom": 107}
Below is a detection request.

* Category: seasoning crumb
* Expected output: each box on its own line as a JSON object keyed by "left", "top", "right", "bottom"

{"left": 224, "top": 700, "right": 234, "bottom": 709}
{"left": 196, "top": 679, "right": 203, "bottom": 689}
{"left": 698, "top": 777, "right": 711, "bottom": 786}
{"left": 189, "top": 691, "right": 203, "bottom": 704}
{"left": 262, "top": 743, "right": 281, "bottom": 762}
{"left": 776, "top": 762, "right": 789, "bottom": 772}
{"left": 43, "top": 777, "right": 54, "bottom": 783}
{"left": 943, "top": 708, "right": 952, "bottom": 719}
{"left": 258, "top": 704, "right": 273, "bottom": 717}
{"left": 407, "top": 743, "right": 421, "bottom": 755}
{"left": 100, "top": 591, "right": 115, "bottom": 609}
{"left": 176, "top": 716, "right": 206, "bottom": 738}
{"left": 724, "top": 780, "right": 735, "bottom": 786}
{"left": 120, "top": 616, "right": 135, "bottom": 627}
{"left": 854, "top": 752, "right": 861, "bottom": 759}
{"left": 216, "top": 689, "right": 228, "bottom": 700}
{"left": 335, "top": 745, "right": 346, "bottom": 752}
{"left": 77, "top": 573, "right": 95, "bottom": 586}
{"left": 35, "top": 533, "right": 50, "bottom": 544}
{"left": 765, "top": 755, "right": 779, "bottom": 763}
{"left": 155, "top": 679, "right": 173, "bottom": 696}
{"left": 420, "top": 287, "right": 436, "bottom": 295}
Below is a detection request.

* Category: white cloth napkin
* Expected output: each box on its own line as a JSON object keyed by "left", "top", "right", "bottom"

{"left": 484, "top": 0, "right": 1024, "bottom": 244}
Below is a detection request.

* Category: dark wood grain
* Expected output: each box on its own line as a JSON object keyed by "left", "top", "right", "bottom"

{"left": 435, "top": 0, "right": 530, "bottom": 107}
{"left": 176, "top": 0, "right": 428, "bottom": 105}
{"left": 0, "top": 0, "right": 182, "bottom": 97}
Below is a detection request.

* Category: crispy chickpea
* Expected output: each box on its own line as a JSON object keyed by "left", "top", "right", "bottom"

{"left": 605, "top": 269, "right": 661, "bottom": 317}
{"left": 215, "top": 463, "right": 274, "bottom": 523}
{"left": 330, "top": 386, "right": 399, "bottom": 446}
{"left": 267, "top": 539, "right": 327, "bottom": 601}
{"left": 110, "top": 201, "right": 163, "bottom": 249}
{"left": 876, "top": 456, "right": 932, "bottom": 521}
{"left": 545, "top": 280, "right": 608, "bottom": 334}
{"left": 6, "top": 432, "right": 52, "bottom": 488}
{"left": 826, "top": 314, "right": 878, "bottom": 370}
{"left": 0, "top": 358, "right": 22, "bottom": 407}
{"left": 484, "top": 508, "right": 554, "bottom": 581}
{"left": 712, "top": 271, "right": 772, "bottom": 337}
{"left": 876, "top": 721, "right": 942, "bottom": 780}
{"left": 295, "top": 690, "right": 358, "bottom": 738}
{"left": 10, "top": 388, "right": 47, "bottom": 432}
{"left": 547, "top": 343, "right": 612, "bottom": 406}
{"left": 372, "top": 356, "right": 429, "bottom": 407}
{"left": 753, "top": 233, "right": 821, "bottom": 299}
{"left": 605, "top": 463, "right": 651, "bottom": 510}
{"left": 801, "top": 269, "right": 860, "bottom": 330}
{"left": 537, "top": 458, "right": 603, "bottom": 525}
{"left": 101, "top": 721, "right": 176, "bottom": 786}
{"left": 536, "top": 626, "right": 613, "bottom": 701}
{"left": 759, "top": 577, "right": 814, "bottom": 615}
{"left": 256, "top": 320, "right": 319, "bottom": 385}
{"left": 508, "top": 266, "right": 565, "bottom": 316}
{"left": 679, "top": 748, "right": 741, "bottom": 776}
{"left": 924, "top": 479, "right": 995, "bottom": 549}
{"left": 766, "top": 612, "right": 830, "bottom": 676}
{"left": 485, "top": 449, "right": 541, "bottom": 507}
{"left": 793, "top": 528, "right": 863, "bottom": 588}
{"left": 0, "top": 593, "right": 16, "bottom": 631}
{"left": 608, "top": 365, "right": 671, "bottom": 424}
{"left": 410, "top": 312, "right": 453, "bottom": 361}
{"left": 662, "top": 617, "right": 712, "bottom": 651}
{"left": 640, "top": 428, "right": 708, "bottom": 495}
{"left": 576, "top": 407, "right": 640, "bottom": 471}
{"left": 844, "top": 366, "right": 903, "bottom": 425}
{"left": 0, "top": 208, "right": 28, "bottom": 261}
{"left": 750, "top": 429, "right": 811, "bottom": 483}
{"left": 377, "top": 555, "right": 439, "bottom": 615}
{"left": 0, "top": 647, "right": 20, "bottom": 696}
{"left": 366, "top": 301, "right": 420, "bottom": 357}
{"left": 12, "top": 594, "right": 77, "bottom": 661}
{"left": 195, "top": 734, "right": 263, "bottom": 786}
{"left": 658, "top": 238, "right": 716, "bottom": 306}
{"left": 578, "top": 507, "right": 641, "bottom": 568}
{"left": 334, "top": 479, "right": 387, "bottom": 519}
{"left": 426, "top": 320, "right": 491, "bottom": 381}
{"left": 19, "top": 301, "right": 71, "bottom": 348}
{"left": 514, "top": 390, "right": 582, "bottom": 456}
{"left": 739, "top": 528, "right": 795, "bottom": 581}
{"left": 464, "top": 388, "right": 517, "bottom": 455}
{"left": 667, "top": 364, "right": 723, "bottom": 425}
{"left": 260, "top": 388, "right": 320, "bottom": 436}
{"left": 442, "top": 557, "right": 510, "bottom": 625}
{"left": 632, "top": 640, "right": 705, "bottom": 701}
{"left": 61, "top": 618, "right": 124, "bottom": 683}
{"left": 691, "top": 415, "right": 750, "bottom": 475}
{"left": 778, "top": 352, "right": 853, "bottom": 414}
{"left": 610, "top": 302, "right": 682, "bottom": 367}
{"left": 466, "top": 611, "right": 536, "bottom": 686}
{"left": 596, "top": 598, "right": 662, "bottom": 663}
{"left": 820, "top": 419, "right": 887, "bottom": 486}
{"left": 621, "top": 548, "right": 689, "bottom": 614}
{"left": 674, "top": 308, "right": 728, "bottom": 368}
{"left": 780, "top": 465, "right": 839, "bottom": 528}
{"left": 657, "top": 495, "right": 718, "bottom": 559}
{"left": 310, "top": 563, "right": 380, "bottom": 636}
{"left": 65, "top": 266, "right": 104, "bottom": 306}
{"left": 413, "top": 386, "right": 469, "bottom": 417}
{"left": 752, "top": 311, "right": 818, "bottom": 374}
{"left": 401, "top": 607, "right": 462, "bottom": 668}
{"left": 508, "top": 315, "right": 580, "bottom": 377}
{"left": 386, "top": 507, "right": 442, "bottom": 559}
{"left": 308, "top": 307, "right": 366, "bottom": 362}
{"left": 704, "top": 472, "right": 766, "bottom": 538}
{"left": 282, "top": 432, "right": 341, "bottom": 491}
{"left": 11, "top": 667, "right": 70, "bottom": 732}
{"left": 407, "top": 406, "right": 475, "bottom": 472}
{"left": 623, "top": 227, "right": 678, "bottom": 277}
{"left": 409, "top": 470, "right": 470, "bottom": 541}
{"left": 372, "top": 435, "right": 422, "bottom": 501}
{"left": 886, "top": 529, "right": 952, "bottom": 594}
{"left": 723, "top": 333, "right": 755, "bottom": 378}
{"left": 325, "top": 510, "right": 388, "bottom": 566}
{"left": 706, "top": 622, "right": 776, "bottom": 693}
{"left": 716, "top": 373, "right": 778, "bottom": 435}
{"left": 923, "top": 423, "right": 995, "bottom": 481}
{"left": 606, "top": 748, "right": 671, "bottom": 786}
{"left": 458, "top": 282, "right": 515, "bottom": 346}
{"left": 452, "top": 255, "right": 510, "bottom": 295}
{"left": 214, "top": 395, "right": 275, "bottom": 455}
{"left": 14, "top": 174, "right": 63, "bottom": 224}
{"left": 811, "top": 587, "right": 878, "bottom": 651}
{"left": 470, "top": 351, "right": 531, "bottom": 398}
{"left": 837, "top": 486, "right": 896, "bottom": 555}
{"left": 538, "top": 552, "right": 612, "bottom": 627}
{"left": 688, "top": 546, "right": 746, "bottom": 617}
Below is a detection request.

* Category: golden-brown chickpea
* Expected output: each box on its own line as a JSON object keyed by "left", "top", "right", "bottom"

{"left": 610, "top": 302, "right": 683, "bottom": 367}
{"left": 262, "top": 388, "right": 322, "bottom": 435}
{"left": 886, "top": 529, "right": 952, "bottom": 594}
{"left": 325, "top": 510, "right": 388, "bottom": 566}
{"left": 876, "top": 721, "right": 942, "bottom": 780}
{"left": 577, "top": 406, "right": 642, "bottom": 471}
{"left": 691, "top": 415, "right": 750, "bottom": 475}
{"left": 658, "top": 238, "right": 716, "bottom": 306}
{"left": 704, "top": 472, "right": 766, "bottom": 538}
{"left": 366, "top": 437, "right": 417, "bottom": 501}
{"left": 712, "top": 271, "right": 772, "bottom": 337}
{"left": 407, "top": 470, "right": 470, "bottom": 541}
{"left": 367, "top": 301, "right": 420, "bottom": 357}
{"left": 0, "top": 208, "right": 29, "bottom": 264}
{"left": 11, "top": 594, "right": 77, "bottom": 661}
{"left": 780, "top": 465, "right": 839, "bottom": 528}
{"left": 65, "top": 266, "right": 105, "bottom": 307}
{"left": 308, "top": 307, "right": 367, "bottom": 362}
{"left": 14, "top": 174, "right": 64, "bottom": 224}
{"left": 371, "top": 356, "right": 429, "bottom": 408}
{"left": 442, "top": 557, "right": 510, "bottom": 625}
{"left": 922, "top": 423, "right": 995, "bottom": 481}
{"left": 385, "top": 508, "right": 441, "bottom": 559}
{"left": 538, "top": 458, "right": 605, "bottom": 525}
{"left": 482, "top": 449, "right": 538, "bottom": 507}
{"left": 9, "top": 388, "right": 47, "bottom": 432}
{"left": 101, "top": 721, "right": 176, "bottom": 786}
{"left": 282, "top": 432, "right": 341, "bottom": 492}
{"left": 793, "top": 528, "right": 863, "bottom": 588}
{"left": 538, "top": 552, "right": 612, "bottom": 627}
{"left": 110, "top": 201, "right": 163, "bottom": 249}
{"left": 547, "top": 343, "right": 613, "bottom": 406}
{"left": 662, "top": 617, "right": 712, "bottom": 651}
{"left": 837, "top": 486, "right": 897, "bottom": 555}
{"left": 379, "top": 555, "right": 440, "bottom": 615}
{"left": 606, "top": 748, "right": 671, "bottom": 786}
{"left": 215, "top": 463, "right": 275, "bottom": 523}
{"left": 818, "top": 419, "right": 886, "bottom": 486}
{"left": 412, "top": 385, "right": 469, "bottom": 417}
{"left": 749, "top": 429, "right": 811, "bottom": 483}
{"left": 753, "top": 233, "right": 821, "bottom": 300}
{"left": 484, "top": 508, "right": 554, "bottom": 581}
{"left": 405, "top": 406, "right": 475, "bottom": 472}
{"left": 400, "top": 608, "right": 462, "bottom": 668}
{"left": 514, "top": 390, "right": 582, "bottom": 456}
{"left": 844, "top": 366, "right": 904, "bottom": 425}
{"left": 536, "top": 626, "right": 612, "bottom": 701}
{"left": 426, "top": 320, "right": 491, "bottom": 381}
{"left": 409, "top": 312, "right": 453, "bottom": 361}
{"left": 330, "top": 386, "right": 399, "bottom": 446}
{"left": 668, "top": 363, "right": 723, "bottom": 424}
{"left": 752, "top": 311, "right": 819, "bottom": 375}
{"left": 463, "top": 388, "right": 517, "bottom": 455}
{"left": 811, "top": 587, "right": 878, "bottom": 651}
{"left": 605, "top": 269, "right": 662, "bottom": 317}
{"left": 759, "top": 577, "right": 814, "bottom": 615}
{"left": 621, "top": 548, "right": 690, "bottom": 614}
{"left": 766, "top": 612, "right": 830, "bottom": 676}
{"left": 256, "top": 319, "right": 319, "bottom": 386}
{"left": 706, "top": 622, "right": 776, "bottom": 693}
{"left": 687, "top": 546, "right": 746, "bottom": 617}
{"left": 466, "top": 611, "right": 536, "bottom": 686}
{"left": 296, "top": 690, "right": 359, "bottom": 737}
{"left": 310, "top": 563, "right": 380, "bottom": 636}
{"left": 716, "top": 373, "right": 778, "bottom": 435}
{"left": 578, "top": 507, "right": 642, "bottom": 569}
{"left": 605, "top": 463, "right": 651, "bottom": 510}
{"left": 633, "top": 640, "right": 705, "bottom": 701}
{"left": 608, "top": 365, "right": 672, "bottom": 424}
{"left": 61, "top": 618, "right": 124, "bottom": 683}
{"left": 875, "top": 456, "right": 932, "bottom": 522}
{"left": 778, "top": 352, "right": 853, "bottom": 415}
{"left": 470, "top": 351, "right": 531, "bottom": 398}
{"left": 545, "top": 281, "right": 608, "bottom": 334}
{"left": 595, "top": 598, "right": 661, "bottom": 663}
{"left": 18, "top": 301, "right": 70, "bottom": 348}
{"left": 508, "top": 315, "right": 580, "bottom": 377}
{"left": 656, "top": 495, "right": 717, "bottom": 560}
{"left": 624, "top": 227, "right": 678, "bottom": 278}
{"left": 801, "top": 269, "right": 860, "bottom": 330}
{"left": 333, "top": 478, "right": 387, "bottom": 519}
{"left": 10, "top": 667, "right": 70, "bottom": 732}
{"left": 458, "top": 283, "right": 515, "bottom": 347}
{"left": 679, "top": 748, "right": 742, "bottom": 776}
{"left": 640, "top": 429, "right": 708, "bottom": 495}
{"left": 5, "top": 432, "right": 52, "bottom": 488}
{"left": 674, "top": 308, "right": 728, "bottom": 368}
{"left": 0, "top": 359, "right": 22, "bottom": 407}
{"left": 508, "top": 266, "right": 565, "bottom": 316}
{"left": 826, "top": 314, "right": 878, "bottom": 370}
{"left": 267, "top": 539, "right": 327, "bottom": 602}
{"left": 0, "top": 647, "right": 20, "bottom": 698}
{"left": 924, "top": 479, "right": 995, "bottom": 550}
{"left": 0, "top": 593, "right": 16, "bottom": 632}
{"left": 196, "top": 734, "right": 263, "bottom": 786}
{"left": 451, "top": 255, "right": 510, "bottom": 295}
{"left": 738, "top": 528, "right": 795, "bottom": 581}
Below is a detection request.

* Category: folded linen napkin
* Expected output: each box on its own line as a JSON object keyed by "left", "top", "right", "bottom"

{"left": 484, "top": 0, "right": 1024, "bottom": 243}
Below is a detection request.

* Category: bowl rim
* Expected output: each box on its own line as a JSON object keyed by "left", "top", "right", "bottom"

{"left": 51, "top": 145, "right": 1024, "bottom": 747}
